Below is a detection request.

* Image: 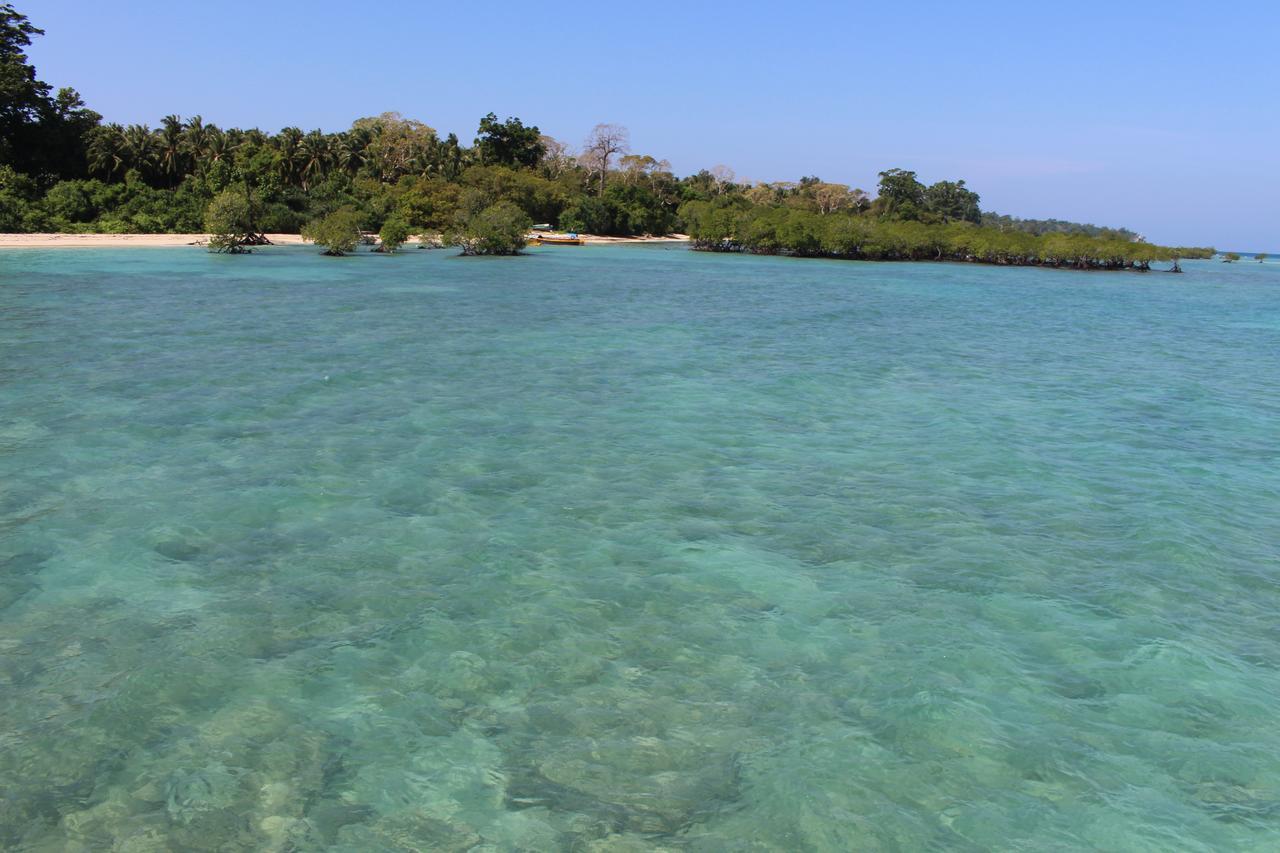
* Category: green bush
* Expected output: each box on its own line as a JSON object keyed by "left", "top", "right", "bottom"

{"left": 451, "top": 200, "right": 530, "bottom": 256}
{"left": 204, "top": 188, "right": 256, "bottom": 253}
{"left": 377, "top": 216, "right": 411, "bottom": 253}
{"left": 302, "top": 207, "right": 362, "bottom": 256}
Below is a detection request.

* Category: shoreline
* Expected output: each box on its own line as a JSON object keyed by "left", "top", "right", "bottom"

{"left": 577, "top": 234, "right": 689, "bottom": 245}
{"left": 0, "top": 233, "right": 690, "bottom": 250}
{"left": 689, "top": 241, "right": 1186, "bottom": 273}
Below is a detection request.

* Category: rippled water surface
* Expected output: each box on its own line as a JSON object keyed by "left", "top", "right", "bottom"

{"left": 2, "top": 245, "right": 1279, "bottom": 850}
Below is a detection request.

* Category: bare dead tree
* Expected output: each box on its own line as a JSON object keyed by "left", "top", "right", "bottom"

{"left": 538, "top": 134, "right": 573, "bottom": 178}
{"left": 580, "top": 124, "right": 630, "bottom": 195}
{"left": 709, "top": 164, "right": 736, "bottom": 195}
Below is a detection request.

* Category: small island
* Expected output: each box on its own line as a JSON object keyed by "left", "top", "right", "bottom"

{"left": 0, "top": 6, "right": 1211, "bottom": 265}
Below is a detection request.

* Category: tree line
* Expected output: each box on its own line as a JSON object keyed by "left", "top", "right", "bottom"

{"left": 0, "top": 4, "right": 1211, "bottom": 261}
{"left": 679, "top": 169, "right": 1213, "bottom": 270}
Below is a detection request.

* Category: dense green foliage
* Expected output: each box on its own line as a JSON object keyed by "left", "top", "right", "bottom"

{"left": 978, "top": 213, "right": 1140, "bottom": 241}
{"left": 0, "top": 4, "right": 99, "bottom": 181}
{"left": 376, "top": 215, "right": 410, "bottom": 253}
{"left": 0, "top": 5, "right": 684, "bottom": 239}
{"left": 451, "top": 200, "right": 531, "bottom": 256}
{"left": 474, "top": 113, "right": 544, "bottom": 169}
{"left": 678, "top": 167, "right": 1212, "bottom": 269}
{"left": 301, "top": 207, "right": 361, "bottom": 256}
{"left": 203, "top": 187, "right": 258, "bottom": 253}
{"left": 0, "top": 3, "right": 1211, "bottom": 269}
{"left": 681, "top": 180, "right": 1213, "bottom": 271}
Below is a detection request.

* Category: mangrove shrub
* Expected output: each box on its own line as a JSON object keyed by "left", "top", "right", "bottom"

{"left": 451, "top": 200, "right": 530, "bottom": 256}
{"left": 302, "top": 207, "right": 361, "bottom": 256}
{"left": 204, "top": 188, "right": 256, "bottom": 253}
{"left": 376, "top": 215, "right": 410, "bottom": 253}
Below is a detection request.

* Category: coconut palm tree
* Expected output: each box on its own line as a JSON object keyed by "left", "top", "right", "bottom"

{"left": 204, "top": 127, "right": 230, "bottom": 166}
{"left": 223, "top": 128, "right": 247, "bottom": 154}
{"left": 121, "top": 124, "right": 158, "bottom": 181}
{"left": 157, "top": 115, "right": 187, "bottom": 186}
{"left": 182, "top": 115, "right": 210, "bottom": 167}
{"left": 298, "top": 130, "right": 332, "bottom": 190}
{"left": 86, "top": 123, "right": 126, "bottom": 180}
{"left": 439, "top": 133, "right": 464, "bottom": 181}
{"left": 335, "top": 128, "right": 370, "bottom": 177}
{"left": 275, "top": 127, "right": 304, "bottom": 187}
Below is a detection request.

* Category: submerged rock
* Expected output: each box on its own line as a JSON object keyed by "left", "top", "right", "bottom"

{"left": 1192, "top": 781, "right": 1280, "bottom": 823}
{"left": 164, "top": 764, "right": 243, "bottom": 824}
{"left": 508, "top": 739, "right": 743, "bottom": 836}
{"left": 333, "top": 810, "right": 481, "bottom": 851}
{"left": 150, "top": 526, "right": 212, "bottom": 562}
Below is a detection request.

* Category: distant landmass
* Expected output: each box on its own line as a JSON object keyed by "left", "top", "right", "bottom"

{"left": 979, "top": 214, "right": 1138, "bottom": 242}
{"left": 0, "top": 4, "right": 1212, "bottom": 265}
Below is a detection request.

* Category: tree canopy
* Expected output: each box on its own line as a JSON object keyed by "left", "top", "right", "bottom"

{"left": 874, "top": 168, "right": 926, "bottom": 220}
{"left": 0, "top": 4, "right": 98, "bottom": 180}
{"left": 680, "top": 196, "right": 1212, "bottom": 271}
{"left": 475, "top": 113, "right": 545, "bottom": 169}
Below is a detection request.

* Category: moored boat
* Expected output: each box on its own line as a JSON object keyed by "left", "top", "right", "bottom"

{"left": 534, "top": 233, "right": 585, "bottom": 246}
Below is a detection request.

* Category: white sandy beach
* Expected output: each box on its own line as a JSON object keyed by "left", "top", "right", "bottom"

{"left": 0, "top": 233, "right": 308, "bottom": 249}
{"left": 0, "top": 233, "right": 689, "bottom": 249}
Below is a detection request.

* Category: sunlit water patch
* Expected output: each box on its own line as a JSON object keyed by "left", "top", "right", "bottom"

{"left": 2, "top": 245, "right": 1279, "bottom": 850}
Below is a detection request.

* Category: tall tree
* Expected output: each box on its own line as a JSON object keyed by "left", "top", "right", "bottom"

{"left": 0, "top": 4, "right": 98, "bottom": 179}
{"left": 475, "top": 112, "right": 545, "bottom": 169}
{"left": 875, "top": 168, "right": 926, "bottom": 220}
{"left": 298, "top": 129, "right": 331, "bottom": 190}
{"left": 181, "top": 115, "right": 211, "bottom": 169}
{"left": 538, "top": 134, "right": 573, "bottom": 178}
{"left": 439, "top": 132, "right": 464, "bottom": 181}
{"left": 86, "top": 122, "right": 124, "bottom": 179}
{"left": 0, "top": 3, "right": 50, "bottom": 170}
{"left": 275, "top": 126, "right": 303, "bottom": 186}
{"left": 121, "top": 124, "right": 158, "bottom": 180}
{"left": 709, "top": 164, "right": 736, "bottom": 195}
{"left": 351, "top": 113, "right": 438, "bottom": 182}
{"left": 581, "top": 124, "right": 629, "bottom": 195}
{"left": 203, "top": 126, "right": 230, "bottom": 166}
{"left": 810, "top": 182, "right": 865, "bottom": 215}
{"left": 618, "top": 154, "right": 673, "bottom": 195}
{"left": 157, "top": 114, "right": 186, "bottom": 186}
{"left": 923, "top": 179, "right": 981, "bottom": 223}
{"left": 334, "top": 129, "right": 368, "bottom": 176}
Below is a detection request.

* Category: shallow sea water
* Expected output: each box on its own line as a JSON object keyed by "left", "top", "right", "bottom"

{"left": 1, "top": 244, "right": 1279, "bottom": 850}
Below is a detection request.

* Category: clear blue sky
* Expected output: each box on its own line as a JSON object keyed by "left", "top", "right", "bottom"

{"left": 24, "top": 0, "right": 1280, "bottom": 249}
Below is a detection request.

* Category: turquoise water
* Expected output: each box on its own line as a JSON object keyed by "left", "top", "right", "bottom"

{"left": 2, "top": 245, "right": 1279, "bottom": 851}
